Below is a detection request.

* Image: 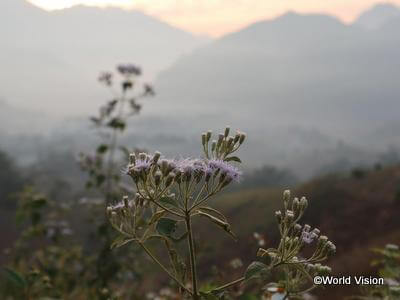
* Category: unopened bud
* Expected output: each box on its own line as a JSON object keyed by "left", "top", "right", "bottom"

{"left": 211, "top": 140, "right": 217, "bottom": 152}
{"left": 303, "top": 224, "right": 311, "bottom": 232}
{"left": 165, "top": 173, "right": 175, "bottom": 187}
{"left": 239, "top": 133, "right": 246, "bottom": 144}
{"left": 154, "top": 171, "right": 162, "bottom": 186}
{"left": 283, "top": 190, "right": 291, "bottom": 207}
{"left": 224, "top": 126, "right": 230, "bottom": 138}
{"left": 201, "top": 133, "right": 206, "bottom": 146}
{"left": 286, "top": 210, "right": 294, "bottom": 224}
{"left": 234, "top": 132, "right": 240, "bottom": 144}
{"left": 292, "top": 197, "right": 300, "bottom": 214}
{"left": 206, "top": 130, "right": 212, "bottom": 142}
{"left": 275, "top": 210, "right": 282, "bottom": 223}
{"left": 129, "top": 154, "right": 136, "bottom": 165}
{"left": 299, "top": 197, "right": 308, "bottom": 211}
{"left": 139, "top": 152, "right": 147, "bottom": 161}
{"left": 153, "top": 151, "right": 161, "bottom": 164}
{"left": 293, "top": 223, "right": 302, "bottom": 234}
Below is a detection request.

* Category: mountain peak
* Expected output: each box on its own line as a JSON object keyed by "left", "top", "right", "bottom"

{"left": 355, "top": 2, "right": 400, "bottom": 29}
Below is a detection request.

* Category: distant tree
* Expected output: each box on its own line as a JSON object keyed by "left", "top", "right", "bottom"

{"left": 0, "top": 150, "right": 24, "bottom": 209}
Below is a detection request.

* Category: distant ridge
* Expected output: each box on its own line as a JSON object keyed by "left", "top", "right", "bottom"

{"left": 355, "top": 3, "right": 400, "bottom": 29}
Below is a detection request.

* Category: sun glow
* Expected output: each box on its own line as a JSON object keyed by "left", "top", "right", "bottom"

{"left": 28, "top": 0, "right": 400, "bottom": 37}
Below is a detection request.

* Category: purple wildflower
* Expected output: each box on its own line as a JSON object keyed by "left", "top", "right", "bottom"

{"left": 207, "top": 159, "right": 242, "bottom": 182}
{"left": 117, "top": 64, "right": 142, "bottom": 76}
{"left": 133, "top": 158, "right": 151, "bottom": 173}
{"left": 301, "top": 231, "right": 318, "bottom": 244}
{"left": 175, "top": 158, "right": 204, "bottom": 174}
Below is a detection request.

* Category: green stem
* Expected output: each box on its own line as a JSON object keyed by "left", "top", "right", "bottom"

{"left": 212, "top": 277, "right": 245, "bottom": 292}
{"left": 185, "top": 215, "right": 199, "bottom": 299}
{"left": 138, "top": 242, "right": 192, "bottom": 295}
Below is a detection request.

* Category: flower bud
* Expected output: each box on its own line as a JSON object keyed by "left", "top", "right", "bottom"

{"left": 154, "top": 171, "right": 162, "bottom": 186}
{"left": 312, "top": 228, "right": 320, "bottom": 236}
{"left": 283, "top": 190, "right": 290, "bottom": 207}
{"left": 226, "top": 137, "right": 234, "bottom": 150}
{"left": 211, "top": 140, "right": 217, "bottom": 152}
{"left": 129, "top": 153, "right": 136, "bottom": 165}
{"left": 292, "top": 197, "right": 300, "bottom": 215}
{"left": 275, "top": 210, "right": 282, "bottom": 224}
{"left": 234, "top": 132, "right": 240, "bottom": 144}
{"left": 239, "top": 133, "right": 246, "bottom": 145}
{"left": 139, "top": 152, "right": 147, "bottom": 161}
{"left": 303, "top": 224, "right": 311, "bottom": 232}
{"left": 153, "top": 151, "right": 161, "bottom": 164}
{"left": 206, "top": 130, "right": 212, "bottom": 142}
{"left": 201, "top": 133, "right": 206, "bottom": 146}
{"left": 224, "top": 126, "right": 230, "bottom": 138}
{"left": 293, "top": 223, "right": 302, "bottom": 235}
{"left": 299, "top": 197, "right": 308, "bottom": 211}
{"left": 286, "top": 210, "right": 294, "bottom": 224}
{"left": 165, "top": 173, "right": 176, "bottom": 187}
{"left": 106, "top": 206, "right": 113, "bottom": 217}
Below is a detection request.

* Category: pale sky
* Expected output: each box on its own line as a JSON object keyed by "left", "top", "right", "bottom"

{"left": 28, "top": 0, "right": 400, "bottom": 37}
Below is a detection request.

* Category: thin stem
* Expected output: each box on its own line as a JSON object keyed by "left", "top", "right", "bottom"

{"left": 212, "top": 277, "right": 245, "bottom": 292}
{"left": 185, "top": 215, "right": 199, "bottom": 299}
{"left": 138, "top": 241, "right": 192, "bottom": 295}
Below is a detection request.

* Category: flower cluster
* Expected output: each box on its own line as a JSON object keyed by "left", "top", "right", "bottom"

{"left": 125, "top": 150, "right": 243, "bottom": 200}
{"left": 201, "top": 126, "right": 246, "bottom": 160}
{"left": 248, "top": 190, "right": 336, "bottom": 298}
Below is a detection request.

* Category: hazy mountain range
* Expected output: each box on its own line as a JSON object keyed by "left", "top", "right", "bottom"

{"left": 0, "top": 0, "right": 209, "bottom": 115}
{"left": 1, "top": 1, "right": 400, "bottom": 178}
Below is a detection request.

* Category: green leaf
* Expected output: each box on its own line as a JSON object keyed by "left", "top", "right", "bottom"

{"left": 197, "top": 211, "right": 237, "bottom": 241}
{"left": 3, "top": 268, "right": 26, "bottom": 288}
{"left": 198, "top": 206, "right": 228, "bottom": 222}
{"left": 244, "top": 262, "right": 268, "bottom": 280}
{"left": 158, "top": 197, "right": 180, "bottom": 209}
{"left": 224, "top": 156, "right": 242, "bottom": 163}
{"left": 156, "top": 218, "right": 178, "bottom": 237}
{"left": 110, "top": 235, "right": 135, "bottom": 249}
{"left": 149, "top": 210, "right": 167, "bottom": 225}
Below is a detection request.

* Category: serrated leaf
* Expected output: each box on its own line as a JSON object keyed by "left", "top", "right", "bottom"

{"left": 224, "top": 156, "right": 242, "bottom": 163}
{"left": 156, "top": 218, "right": 178, "bottom": 237}
{"left": 3, "top": 268, "right": 26, "bottom": 288}
{"left": 110, "top": 235, "right": 135, "bottom": 249}
{"left": 245, "top": 262, "right": 268, "bottom": 280}
{"left": 158, "top": 197, "right": 180, "bottom": 209}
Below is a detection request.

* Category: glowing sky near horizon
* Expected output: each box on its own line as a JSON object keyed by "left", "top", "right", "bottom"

{"left": 28, "top": 0, "right": 400, "bottom": 36}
